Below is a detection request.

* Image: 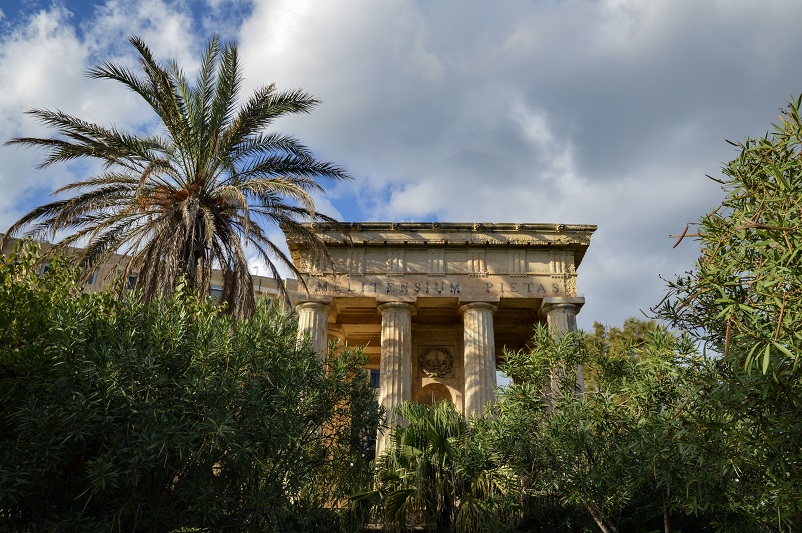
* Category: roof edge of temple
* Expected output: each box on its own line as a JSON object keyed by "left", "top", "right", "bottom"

{"left": 291, "top": 221, "right": 597, "bottom": 232}
{"left": 284, "top": 221, "right": 597, "bottom": 245}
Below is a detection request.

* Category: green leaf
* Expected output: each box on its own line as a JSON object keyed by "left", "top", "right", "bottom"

{"left": 772, "top": 341, "right": 794, "bottom": 360}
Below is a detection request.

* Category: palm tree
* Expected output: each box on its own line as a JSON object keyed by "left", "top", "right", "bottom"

{"left": 3, "top": 36, "right": 348, "bottom": 318}
{"left": 347, "top": 401, "right": 519, "bottom": 532}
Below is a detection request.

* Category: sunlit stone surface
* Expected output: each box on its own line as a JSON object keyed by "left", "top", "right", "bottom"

{"left": 376, "top": 302, "right": 416, "bottom": 454}
{"left": 295, "top": 301, "right": 331, "bottom": 361}
{"left": 460, "top": 302, "right": 497, "bottom": 418}
{"left": 285, "top": 222, "right": 596, "bottom": 455}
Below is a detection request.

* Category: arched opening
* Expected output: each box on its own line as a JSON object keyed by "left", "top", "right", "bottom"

{"left": 415, "top": 383, "right": 453, "bottom": 406}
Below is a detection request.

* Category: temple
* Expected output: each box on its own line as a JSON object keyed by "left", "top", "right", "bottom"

{"left": 287, "top": 222, "right": 596, "bottom": 453}
{"left": 2, "top": 222, "right": 596, "bottom": 455}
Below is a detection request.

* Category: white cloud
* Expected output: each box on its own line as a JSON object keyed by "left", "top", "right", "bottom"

{"left": 0, "top": 1, "right": 202, "bottom": 230}
{"left": 0, "top": 7, "right": 92, "bottom": 229}
{"left": 4, "top": 0, "right": 802, "bottom": 329}
{"left": 85, "top": 0, "right": 198, "bottom": 67}
{"left": 230, "top": 0, "right": 802, "bottom": 329}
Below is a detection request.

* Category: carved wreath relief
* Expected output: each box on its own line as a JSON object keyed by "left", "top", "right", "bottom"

{"left": 419, "top": 347, "right": 454, "bottom": 378}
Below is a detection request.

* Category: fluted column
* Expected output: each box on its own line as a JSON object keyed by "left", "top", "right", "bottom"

{"left": 376, "top": 302, "right": 416, "bottom": 455}
{"left": 541, "top": 297, "right": 584, "bottom": 335}
{"left": 541, "top": 297, "right": 585, "bottom": 405}
{"left": 295, "top": 301, "right": 331, "bottom": 362}
{"left": 459, "top": 302, "right": 498, "bottom": 418}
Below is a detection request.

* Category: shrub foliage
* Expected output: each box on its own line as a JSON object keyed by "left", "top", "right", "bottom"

{"left": 0, "top": 241, "right": 379, "bottom": 532}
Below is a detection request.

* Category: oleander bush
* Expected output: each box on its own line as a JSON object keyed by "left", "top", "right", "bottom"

{"left": 490, "top": 325, "right": 760, "bottom": 533}
{"left": 0, "top": 241, "right": 379, "bottom": 532}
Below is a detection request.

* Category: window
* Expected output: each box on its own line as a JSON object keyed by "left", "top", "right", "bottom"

{"left": 370, "top": 369, "right": 380, "bottom": 389}
{"left": 86, "top": 270, "right": 99, "bottom": 285}
{"left": 127, "top": 274, "right": 137, "bottom": 290}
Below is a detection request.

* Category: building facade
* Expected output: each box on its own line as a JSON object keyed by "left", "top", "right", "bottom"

{"left": 287, "top": 222, "right": 595, "bottom": 453}
{"left": 0, "top": 233, "right": 296, "bottom": 303}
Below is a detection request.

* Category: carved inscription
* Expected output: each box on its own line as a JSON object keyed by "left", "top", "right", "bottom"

{"left": 301, "top": 274, "right": 564, "bottom": 298}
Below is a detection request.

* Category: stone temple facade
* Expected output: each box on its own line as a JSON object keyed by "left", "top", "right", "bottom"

{"left": 287, "top": 222, "right": 596, "bottom": 453}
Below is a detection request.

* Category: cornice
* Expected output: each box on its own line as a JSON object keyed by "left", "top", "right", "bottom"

{"left": 284, "top": 222, "right": 597, "bottom": 248}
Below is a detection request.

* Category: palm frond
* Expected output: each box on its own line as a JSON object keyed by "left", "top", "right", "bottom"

{"left": 4, "top": 34, "right": 351, "bottom": 318}
{"left": 221, "top": 87, "right": 316, "bottom": 150}
{"left": 239, "top": 153, "right": 350, "bottom": 182}
{"left": 208, "top": 42, "right": 241, "bottom": 142}
{"left": 227, "top": 132, "right": 314, "bottom": 165}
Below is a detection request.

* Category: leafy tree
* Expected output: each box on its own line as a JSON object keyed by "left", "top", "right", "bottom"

{"left": 492, "top": 324, "right": 755, "bottom": 533}
{"left": 585, "top": 318, "right": 656, "bottom": 359}
{"left": 483, "top": 95, "right": 802, "bottom": 532}
{"left": 2, "top": 36, "right": 348, "bottom": 318}
{"left": 495, "top": 327, "right": 622, "bottom": 532}
{"left": 658, "top": 95, "right": 802, "bottom": 527}
{"left": 582, "top": 317, "right": 658, "bottom": 391}
{"left": 0, "top": 241, "right": 379, "bottom": 532}
{"left": 347, "top": 401, "right": 518, "bottom": 533}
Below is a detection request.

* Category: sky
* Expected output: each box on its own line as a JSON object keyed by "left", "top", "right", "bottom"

{"left": 2, "top": 0, "right": 802, "bottom": 331}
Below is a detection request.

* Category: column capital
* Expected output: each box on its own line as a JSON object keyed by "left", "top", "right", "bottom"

{"left": 377, "top": 302, "right": 417, "bottom": 316}
{"left": 540, "top": 296, "right": 585, "bottom": 316}
{"left": 295, "top": 300, "right": 332, "bottom": 314}
{"left": 458, "top": 302, "right": 498, "bottom": 315}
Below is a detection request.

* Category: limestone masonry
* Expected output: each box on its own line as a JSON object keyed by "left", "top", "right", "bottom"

{"left": 288, "top": 222, "right": 596, "bottom": 454}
